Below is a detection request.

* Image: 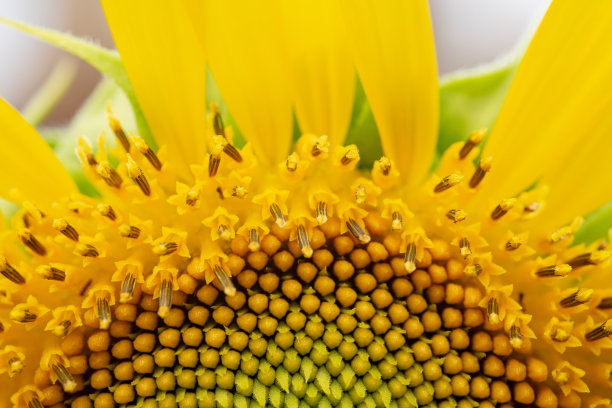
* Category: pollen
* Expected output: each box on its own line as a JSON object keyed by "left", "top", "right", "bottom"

{"left": 2, "top": 111, "right": 612, "bottom": 408}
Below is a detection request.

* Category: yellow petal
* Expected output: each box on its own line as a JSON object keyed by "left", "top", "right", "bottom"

{"left": 482, "top": 1, "right": 612, "bottom": 202}
{"left": 101, "top": 0, "right": 207, "bottom": 180}
{"left": 338, "top": 0, "right": 438, "bottom": 186}
{"left": 0, "top": 98, "right": 77, "bottom": 205}
{"left": 205, "top": 0, "right": 292, "bottom": 165}
{"left": 282, "top": 0, "right": 355, "bottom": 145}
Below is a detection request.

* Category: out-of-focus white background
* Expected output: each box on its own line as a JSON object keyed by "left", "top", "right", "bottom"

{"left": 0, "top": 0, "right": 551, "bottom": 125}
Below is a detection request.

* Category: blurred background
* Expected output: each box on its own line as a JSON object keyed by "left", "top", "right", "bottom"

{"left": 0, "top": 0, "right": 551, "bottom": 126}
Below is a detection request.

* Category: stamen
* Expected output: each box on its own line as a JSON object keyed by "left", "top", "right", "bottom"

{"left": 153, "top": 242, "right": 178, "bottom": 256}
{"left": 536, "top": 264, "right": 572, "bottom": 277}
{"left": 404, "top": 242, "right": 417, "bottom": 273}
{"left": 340, "top": 147, "right": 359, "bottom": 165}
{"left": 119, "top": 224, "right": 141, "bottom": 239}
{"left": 211, "top": 104, "right": 225, "bottom": 137}
{"left": 297, "top": 225, "right": 313, "bottom": 258}
{"left": 50, "top": 354, "right": 77, "bottom": 392}
{"left": 217, "top": 224, "right": 231, "bottom": 241}
{"left": 97, "top": 204, "right": 116, "bottom": 221}
{"left": 158, "top": 279, "right": 173, "bottom": 318}
{"left": 505, "top": 236, "right": 523, "bottom": 251}
{"left": 346, "top": 218, "right": 371, "bottom": 244}
{"left": 469, "top": 156, "right": 492, "bottom": 188}
{"left": 96, "top": 162, "right": 123, "bottom": 189}
{"left": 0, "top": 255, "right": 26, "bottom": 284}
{"left": 52, "top": 320, "right": 71, "bottom": 337}
{"left": 464, "top": 263, "right": 482, "bottom": 277}
{"left": 248, "top": 229, "right": 260, "bottom": 252}
{"left": 208, "top": 154, "right": 221, "bottom": 177}
{"left": 96, "top": 296, "right": 111, "bottom": 330}
{"left": 560, "top": 288, "right": 593, "bottom": 308}
{"left": 378, "top": 156, "right": 392, "bottom": 175}
{"left": 8, "top": 357, "right": 23, "bottom": 375}
{"left": 459, "top": 128, "right": 486, "bottom": 159}
{"left": 551, "top": 327, "right": 571, "bottom": 342}
{"left": 186, "top": 185, "right": 201, "bottom": 206}
{"left": 391, "top": 211, "right": 403, "bottom": 231}
{"left": 459, "top": 237, "right": 471, "bottom": 258}
{"left": 128, "top": 133, "right": 163, "bottom": 171}
{"left": 509, "top": 325, "right": 524, "bottom": 349}
{"left": 434, "top": 174, "right": 463, "bottom": 193}
{"left": 75, "top": 244, "right": 99, "bottom": 258}
{"left": 27, "top": 398, "right": 44, "bottom": 408}
{"left": 490, "top": 199, "right": 517, "bottom": 220}
{"left": 223, "top": 143, "right": 243, "bottom": 163}
{"left": 52, "top": 218, "right": 79, "bottom": 241}
{"left": 524, "top": 201, "right": 541, "bottom": 214}
{"left": 10, "top": 307, "right": 36, "bottom": 323}
{"left": 120, "top": 273, "right": 136, "bottom": 303}
{"left": 446, "top": 209, "right": 466, "bottom": 223}
{"left": 269, "top": 203, "right": 287, "bottom": 228}
{"left": 597, "top": 297, "right": 612, "bottom": 309}
{"left": 487, "top": 297, "right": 500, "bottom": 324}
{"left": 311, "top": 136, "right": 329, "bottom": 157}
{"left": 354, "top": 185, "right": 367, "bottom": 205}
{"left": 567, "top": 251, "right": 611, "bottom": 269}
{"left": 286, "top": 155, "right": 298, "bottom": 172}
{"left": 36, "top": 265, "right": 66, "bottom": 281}
{"left": 316, "top": 201, "right": 328, "bottom": 225}
{"left": 585, "top": 320, "right": 612, "bottom": 341}
{"left": 214, "top": 265, "right": 236, "bottom": 296}
{"left": 18, "top": 229, "right": 47, "bottom": 256}
{"left": 107, "top": 104, "right": 130, "bottom": 151}
{"left": 232, "top": 185, "right": 248, "bottom": 198}
{"left": 126, "top": 155, "right": 151, "bottom": 196}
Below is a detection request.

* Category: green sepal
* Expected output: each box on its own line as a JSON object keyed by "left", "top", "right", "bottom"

{"left": 574, "top": 201, "right": 612, "bottom": 244}
{"left": 0, "top": 17, "right": 155, "bottom": 148}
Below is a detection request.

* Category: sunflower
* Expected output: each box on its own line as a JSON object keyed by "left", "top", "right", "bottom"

{"left": 1, "top": 0, "right": 612, "bottom": 406}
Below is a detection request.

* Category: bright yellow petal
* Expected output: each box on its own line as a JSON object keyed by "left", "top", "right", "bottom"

{"left": 101, "top": 0, "right": 207, "bottom": 180}
{"left": 338, "top": 0, "right": 438, "bottom": 186}
{"left": 205, "top": 0, "right": 293, "bottom": 165}
{"left": 282, "top": 0, "right": 355, "bottom": 145}
{"left": 0, "top": 98, "right": 77, "bottom": 205}
{"left": 481, "top": 0, "right": 612, "bottom": 202}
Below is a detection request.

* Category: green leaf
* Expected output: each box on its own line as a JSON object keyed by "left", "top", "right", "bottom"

{"left": 574, "top": 201, "right": 612, "bottom": 244}
{"left": 0, "top": 17, "right": 155, "bottom": 148}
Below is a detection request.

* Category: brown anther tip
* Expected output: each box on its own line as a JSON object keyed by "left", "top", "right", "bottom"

{"left": 434, "top": 174, "right": 463, "bottom": 193}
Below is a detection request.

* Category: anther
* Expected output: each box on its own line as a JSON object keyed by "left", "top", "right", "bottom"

{"left": 232, "top": 185, "right": 248, "bottom": 198}
{"left": 459, "top": 237, "right": 471, "bottom": 258}
{"left": 186, "top": 185, "right": 201, "bottom": 206}
{"left": 597, "top": 297, "right": 612, "bottom": 309}
{"left": 248, "top": 229, "right": 260, "bottom": 252}
{"left": 208, "top": 154, "right": 221, "bottom": 177}
{"left": 75, "top": 244, "right": 99, "bottom": 258}
{"left": 133, "top": 137, "right": 162, "bottom": 170}
{"left": 505, "top": 236, "right": 523, "bottom": 251}
{"left": 217, "top": 224, "right": 231, "bottom": 241}
{"left": 354, "top": 185, "right": 367, "bottom": 205}
{"left": 269, "top": 203, "right": 287, "bottom": 228}
{"left": 158, "top": 279, "right": 173, "bottom": 318}
{"left": 50, "top": 354, "right": 77, "bottom": 392}
{"left": 490, "top": 199, "right": 516, "bottom": 220}
{"left": 126, "top": 155, "right": 151, "bottom": 196}
{"left": 524, "top": 201, "right": 541, "bottom": 214}
{"left": 52, "top": 218, "right": 79, "bottom": 241}
{"left": 97, "top": 203, "right": 116, "bottom": 221}
{"left": 391, "top": 211, "right": 403, "bottom": 231}
{"left": 311, "top": 136, "right": 329, "bottom": 157}
{"left": 560, "top": 288, "right": 593, "bottom": 308}
{"left": 446, "top": 209, "right": 466, "bottom": 223}
{"left": 585, "top": 320, "right": 612, "bottom": 341}
{"left": 153, "top": 242, "right": 178, "bottom": 256}
{"left": 434, "top": 174, "right": 463, "bottom": 193}
{"left": 286, "top": 155, "right": 298, "bottom": 172}
{"left": 107, "top": 104, "right": 130, "bottom": 151}
{"left": 18, "top": 229, "right": 47, "bottom": 256}
{"left": 346, "top": 218, "right": 371, "bottom": 244}
{"left": 36, "top": 265, "right": 66, "bottom": 281}
{"left": 404, "top": 242, "right": 417, "bottom": 273}
{"left": 52, "top": 320, "right": 71, "bottom": 337}
{"left": 222, "top": 143, "right": 243, "bottom": 162}
{"left": 469, "top": 156, "right": 492, "bottom": 188}
{"left": 509, "top": 325, "right": 523, "bottom": 349}
{"left": 459, "top": 128, "right": 486, "bottom": 159}
{"left": 96, "top": 162, "right": 123, "bottom": 188}
{"left": 0, "top": 255, "right": 26, "bottom": 284}
{"left": 120, "top": 273, "right": 136, "bottom": 303}
{"left": 10, "top": 307, "right": 37, "bottom": 323}
{"left": 8, "top": 357, "right": 23, "bottom": 375}
{"left": 487, "top": 297, "right": 500, "bottom": 324}
{"left": 464, "top": 263, "right": 482, "bottom": 277}
{"left": 214, "top": 265, "right": 236, "bottom": 296}
{"left": 340, "top": 148, "right": 359, "bottom": 165}
{"left": 119, "top": 224, "right": 141, "bottom": 239}
{"left": 297, "top": 225, "right": 313, "bottom": 258}
{"left": 550, "top": 327, "right": 571, "bottom": 342}
{"left": 26, "top": 397, "right": 44, "bottom": 408}
{"left": 536, "top": 264, "right": 571, "bottom": 277}
{"left": 378, "top": 156, "right": 392, "bottom": 175}
{"left": 567, "top": 251, "right": 611, "bottom": 269}
{"left": 316, "top": 201, "right": 328, "bottom": 225}
{"left": 211, "top": 103, "right": 225, "bottom": 137}
{"left": 97, "top": 296, "right": 111, "bottom": 329}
